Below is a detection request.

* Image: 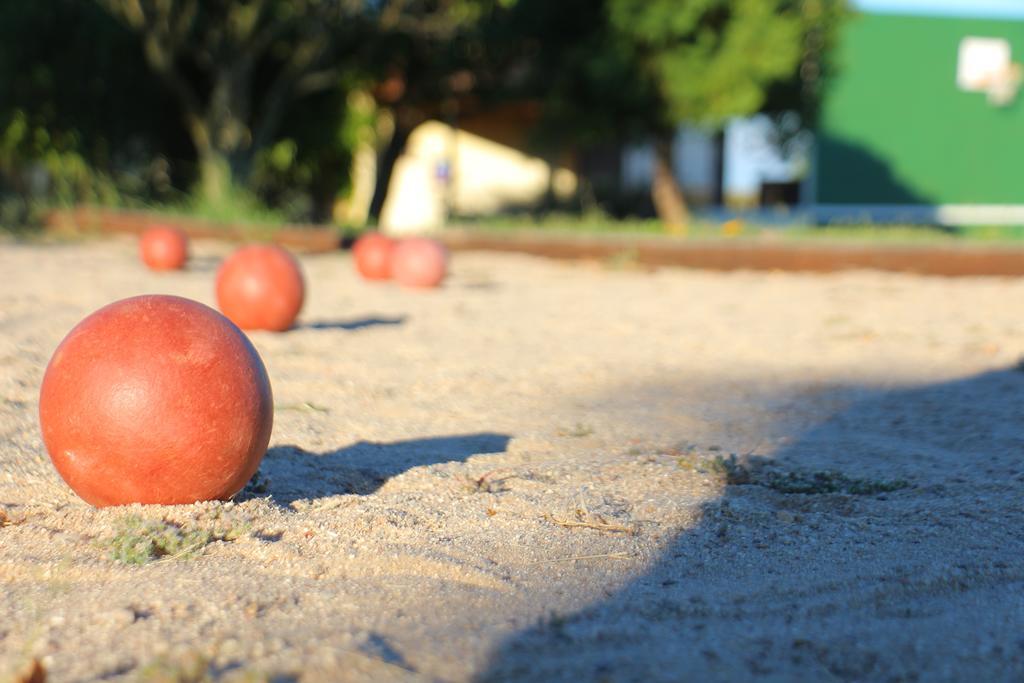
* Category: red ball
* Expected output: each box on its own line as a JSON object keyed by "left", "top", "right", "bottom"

{"left": 352, "top": 232, "right": 396, "bottom": 281}
{"left": 216, "top": 245, "right": 305, "bottom": 331}
{"left": 38, "top": 295, "right": 273, "bottom": 507}
{"left": 391, "top": 238, "right": 448, "bottom": 288}
{"left": 140, "top": 226, "right": 189, "bottom": 271}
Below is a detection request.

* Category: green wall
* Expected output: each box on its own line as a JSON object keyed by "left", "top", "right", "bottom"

{"left": 817, "top": 13, "right": 1024, "bottom": 205}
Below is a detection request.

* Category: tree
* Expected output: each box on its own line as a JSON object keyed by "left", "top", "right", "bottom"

{"left": 498, "top": 0, "right": 846, "bottom": 229}
{"left": 606, "top": 0, "right": 848, "bottom": 229}
{"left": 0, "top": 1, "right": 181, "bottom": 219}
{"left": 96, "top": 0, "right": 361, "bottom": 204}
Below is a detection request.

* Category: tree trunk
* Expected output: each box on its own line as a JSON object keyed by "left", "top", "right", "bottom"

{"left": 197, "top": 148, "right": 232, "bottom": 206}
{"left": 651, "top": 135, "right": 690, "bottom": 233}
{"left": 368, "top": 114, "right": 414, "bottom": 223}
{"left": 183, "top": 103, "right": 238, "bottom": 206}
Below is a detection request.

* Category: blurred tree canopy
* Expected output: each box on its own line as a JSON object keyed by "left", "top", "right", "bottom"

{"left": 94, "top": 0, "right": 367, "bottom": 206}
{"left": 0, "top": 0, "right": 846, "bottom": 228}
{"left": 95, "top": 0, "right": 508, "bottom": 218}
{"left": 0, "top": 0, "right": 185, "bottom": 222}
{"left": 494, "top": 0, "right": 847, "bottom": 228}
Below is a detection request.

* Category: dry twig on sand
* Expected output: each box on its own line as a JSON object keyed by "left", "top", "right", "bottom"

{"left": 520, "top": 552, "right": 632, "bottom": 565}
{"left": 544, "top": 513, "right": 635, "bottom": 534}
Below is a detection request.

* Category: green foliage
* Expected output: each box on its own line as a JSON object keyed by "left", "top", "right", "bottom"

{"left": 136, "top": 651, "right": 212, "bottom": 683}
{"left": 608, "top": 0, "right": 803, "bottom": 125}
{"left": 170, "top": 186, "right": 291, "bottom": 228}
{"left": 252, "top": 87, "right": 378, "bottom": 223}
{"left": 0, "top": 1, "right": 181, "bottom": 225}
{"left": 452, "top": 214, "right": 1024, "bottom": 245}
{"left": 758, "top": 469, "right": 909, "bottom": 495}
{"left": 0, "top": 0, "right": 849, "bottom": 228}
{"left": 107, "top": 517, "right": 214, "bottom": 565}
{"left": 689, "top": 453, "right": 910, "bottom": 495}
{"left": 0, "top": 111, "right": 119, "bottom": 204}
{"left": 136, "top": 650, "right": 269, "bottom": 683}
{"left": 498, "top": 0, "right": 848, "bottom": 146}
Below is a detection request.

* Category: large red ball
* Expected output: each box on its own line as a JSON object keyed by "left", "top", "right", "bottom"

{"left": 216, "top": 245, "right": 305, "bottom": 331}
{"left": 353, "top": 232, "right": 395, "bottom": 281}
{"left": 391, "top": 238, "right": 448, "bottom": 288}
{"left": 38, "top": 295, "right": 274, "bottom": 507}
{"left": 140, "top": 226, "right": 189, "bottom": 271}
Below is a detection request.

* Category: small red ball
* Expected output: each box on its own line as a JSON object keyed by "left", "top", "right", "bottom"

{"left": 353, "top": 232, "right": 396, "bottom": 281}
{"left": 391, "top": 238, "right": 448, "bottom": 288}
{"left": 216, "top": 245, "right": 305, "bottom": 331}
{"left": 38, "top": 295, "right": 274, "bottom": 507}
{"left": 140, "top": 226, "right": 189, "bottom": 271}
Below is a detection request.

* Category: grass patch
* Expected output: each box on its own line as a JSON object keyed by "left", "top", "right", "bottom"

{"left": 783, "top": 224, "right": 1024, "bottom": 245}
{"left": 451, "top": 212, "right": 1024, "bottom": 245}
{"left": 557, "top": 422, "right": 594, "bottom": 438}
{"left": 114, "top": 185, "right": 294, "bottom": 230}
{"left": 450, "top": 211, "right": 668, "bottom": 235}
{"left": 105, "top": 515, "right": 249, "bottom": 565}
{"left": 686, "top": 454, "right": 910, "bottom": 496}
{"left": 757, "top": 468, "right": 910, "bottom": 495}
{"left": 136, "top": 651, "right": 211, "bottom": 683}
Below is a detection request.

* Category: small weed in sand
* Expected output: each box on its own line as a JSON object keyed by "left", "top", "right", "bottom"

{"left": 677, "top": 453, "right": 751, "bottom": 484}
{"left": 545, "top": 611, "right": 570, "bottom": 638}
{"left": 136, "top": 650, "right": 271, "bottom": 683}
{"left": 558, "top": 422, "right": 594, "bottom": 438}
{"left": 692, "top": 454, "right": 909, "bottom": 495}
{"left": 240, "top": 470, "right": 270, "bottom": 496}
{"left": 463, "top": 470, "right": 511, "bottom": 494}
{"left": 106, "top": 517, "right": 215, "bottom": 565}
{"left": 760, "top": 470, "right": 909, "bottom": 495}
{"left": 136, "top": 651, "right": 210, "bottom": 683}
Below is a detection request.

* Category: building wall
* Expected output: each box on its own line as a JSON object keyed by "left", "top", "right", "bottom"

{"left": 817, "top": 12, "right": 1024, "bottom": 206}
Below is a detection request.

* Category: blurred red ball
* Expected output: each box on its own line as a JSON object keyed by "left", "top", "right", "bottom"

{"left": 38, "top": 295, "right": 273, "bottom": 507}
{"left": 353, "top": 232, "right": 396, "bottom": 281}
{"left": 216, "top": 245, "right": 305, "bottom": 331}
{"left": 140, "top": 226, "right": 188, "bottom": 271}
{"left": 391, "top": 237, "right": 448, "bottom": 288}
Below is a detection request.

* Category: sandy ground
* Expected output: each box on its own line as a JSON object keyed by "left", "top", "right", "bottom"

{"left": 1, "top": 235, "right": 1023, "bottom": 682}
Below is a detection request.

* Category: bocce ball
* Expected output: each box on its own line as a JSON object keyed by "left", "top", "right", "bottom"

{"left": 139, "top": 225, "right": 189, "bottom": 271}
{"left": 216, "top": 244, "right": 305, "bottom": 331}
{"left": 38, "top": 295, "right": 273, "bottom": 506}
{"left": 352, "top": 232, "right": 396, "bottom": 281}
{"left": 391, "top": 237, "right": 448, "bottom": 288}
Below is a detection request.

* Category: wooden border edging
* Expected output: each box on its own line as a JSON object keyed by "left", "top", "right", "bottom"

{"left": 40, "top": 209, "right": 1024, "bottom": 276}
{"left": 439, "top": 230, "right": 1024, "bottom": 277}
{"left": 43, "top": 207, "right": 343, "bottom": 253}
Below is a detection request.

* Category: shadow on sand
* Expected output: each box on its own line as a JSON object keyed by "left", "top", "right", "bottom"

{"left": 478, "top": 368, "right": 1024, "bottom": 681}
{"left": 249, "top": 432, "right": 511, "bottom": 505}
{"left": 298, "top": 315, "right": 407, "bottom": 331}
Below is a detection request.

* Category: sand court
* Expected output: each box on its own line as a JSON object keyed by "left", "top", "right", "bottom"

{"left": 1, "top": 237, "right": 1022, "bottom": 681}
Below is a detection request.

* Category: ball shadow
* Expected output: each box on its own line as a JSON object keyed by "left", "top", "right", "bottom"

{"left": 246, "top": 432, "right": 511, "bottom": 506}
{"left": 298, "top": 315, "right": 407, "bottom": 331}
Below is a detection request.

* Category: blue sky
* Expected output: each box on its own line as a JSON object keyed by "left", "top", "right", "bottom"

{"left": 853, "top": 0, "right": 1024, "bottom": 19}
